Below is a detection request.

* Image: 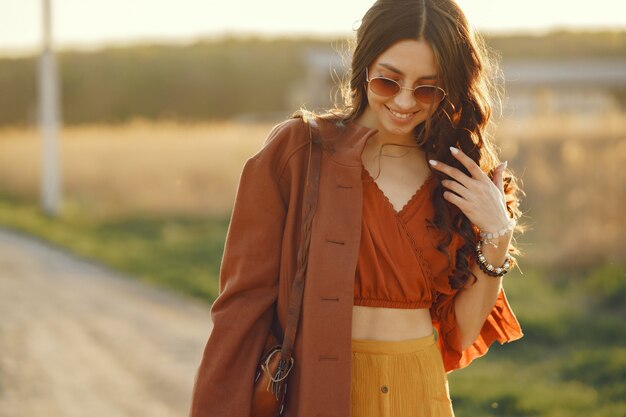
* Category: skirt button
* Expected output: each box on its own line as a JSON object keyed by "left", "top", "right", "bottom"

{"left": 381, "top": 385, "right": 389, "bottom": 393}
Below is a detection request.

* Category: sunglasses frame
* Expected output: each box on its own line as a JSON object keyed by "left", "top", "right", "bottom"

{"left": 365, "top": 67, "right": 447, "bottom": 105}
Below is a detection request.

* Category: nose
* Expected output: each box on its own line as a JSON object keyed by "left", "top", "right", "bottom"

{"left": 393, "top": 87, "right": 417, "bottom": 110}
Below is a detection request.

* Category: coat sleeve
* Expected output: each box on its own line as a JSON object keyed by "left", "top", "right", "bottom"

{"left": 189, "top": 127, "right": 290, "bottom": 417}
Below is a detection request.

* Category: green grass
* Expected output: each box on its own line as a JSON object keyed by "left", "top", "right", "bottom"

{"left": 448, "top": 264, "right": 626, "bottom": 417}
{"left": 1, "top": 193, "right": 625, "bottom": 417}
{"left": 0, "top": 193, "right": 228, "bottom": 302}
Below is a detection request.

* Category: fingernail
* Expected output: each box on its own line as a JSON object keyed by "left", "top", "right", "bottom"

{"left": 449, "top": 146, "right": 459, "bottom": 154}
{"left": 502, "top": 160, "right": 508, "bottom": 170}
{"left": 429, "top": 159, "right": 438, "bottom": 166}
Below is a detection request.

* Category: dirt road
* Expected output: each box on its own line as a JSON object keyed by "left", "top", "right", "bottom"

{"left": 0, "top": 227, "right": 213, "bottom": 417}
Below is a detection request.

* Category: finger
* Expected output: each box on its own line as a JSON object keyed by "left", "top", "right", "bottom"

{"left": 441, "top": 179, "right": 471, "bottom": 200}
{"left": 428, "top": 159, "right": 475, "bottom": 188}
{"left": 442, "top": 188, "right": 466, "bottom": 208}
{"left": 449, "top": 146, "right": 487, "bottom": 180}
{"left": 495, "top": 161, "right": 506, "bottom": 195}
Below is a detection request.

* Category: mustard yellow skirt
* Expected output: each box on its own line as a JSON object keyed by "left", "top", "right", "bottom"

{"left": 351, "top": 333, "right": 455, "bottom": 417}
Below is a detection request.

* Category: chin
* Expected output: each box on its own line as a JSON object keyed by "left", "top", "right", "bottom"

{"left": 381, "top": 117, "right": 426, "bottom": 138}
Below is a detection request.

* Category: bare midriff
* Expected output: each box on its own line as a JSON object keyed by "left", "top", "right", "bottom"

{"left": 351, "top": 305, "right": 434, "bottom": 341}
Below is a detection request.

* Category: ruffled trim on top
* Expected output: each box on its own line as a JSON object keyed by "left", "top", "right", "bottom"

{"left": 433, "top": 288, "right": 523, "bottom": 373}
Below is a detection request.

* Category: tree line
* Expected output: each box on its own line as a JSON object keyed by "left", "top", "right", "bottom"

{"left": 0, "top": 31, "right": 624, "bottom": 126}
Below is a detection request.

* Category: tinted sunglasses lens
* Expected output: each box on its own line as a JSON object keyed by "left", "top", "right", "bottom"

{"left": 369, "top": 78, "right": 399, "bottom": 96}
{"left": 414, "top": 86, "right": 445, "bottom": 104}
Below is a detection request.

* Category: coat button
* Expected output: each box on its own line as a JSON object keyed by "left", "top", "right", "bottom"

{"left": 381, "top": 385, "right": 389, "bottom": 393}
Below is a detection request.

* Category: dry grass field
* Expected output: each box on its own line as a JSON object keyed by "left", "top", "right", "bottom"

{"left": 0, "top": 111, "right": 624, "bottom": 266}
{"left": 0, "top": 120, "right": 274, "bottom": 217}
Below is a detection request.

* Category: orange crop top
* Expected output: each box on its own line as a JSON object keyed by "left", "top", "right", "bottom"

{"left": 355, "top": 163, "right": 456, "bottom": 309}
{"left": 355, "top": 163, "right": 523, "bottom": 372}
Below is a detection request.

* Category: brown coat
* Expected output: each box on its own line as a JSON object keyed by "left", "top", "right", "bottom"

{"left": 189, "top": 115, "right": 381, "bottom": 417}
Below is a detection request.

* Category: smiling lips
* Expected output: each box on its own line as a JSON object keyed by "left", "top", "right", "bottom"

{"left": 385, "top": 105, "right": 418, "bottom": 121}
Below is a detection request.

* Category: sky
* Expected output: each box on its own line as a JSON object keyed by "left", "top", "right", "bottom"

{"left": 1, "top": 0, "right": 625, "bottom": 56}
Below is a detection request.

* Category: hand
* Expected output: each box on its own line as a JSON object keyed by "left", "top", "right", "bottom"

{"left": 428, "top": 146, "right": 509, "bottom": 234}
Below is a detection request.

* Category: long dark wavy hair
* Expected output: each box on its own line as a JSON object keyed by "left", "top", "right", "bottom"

{"left": 300, "top": 0, "right": 526, "bottom": 288}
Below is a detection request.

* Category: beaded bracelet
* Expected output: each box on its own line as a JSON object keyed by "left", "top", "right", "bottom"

{"left": 475, "top": 240, "right": 511, "bottom": 277}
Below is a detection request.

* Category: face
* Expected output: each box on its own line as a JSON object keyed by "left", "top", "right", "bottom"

{"left": 359, "top": 38, "right": 442, "bottom": 141}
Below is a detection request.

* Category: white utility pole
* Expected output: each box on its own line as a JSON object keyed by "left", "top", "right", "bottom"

{"left": 38, "top": 0, "right": 62, "bottom": 216}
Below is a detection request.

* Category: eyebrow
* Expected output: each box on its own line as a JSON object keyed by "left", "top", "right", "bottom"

{"left": 377, "top": 63, "right": 438, "bottom": 80}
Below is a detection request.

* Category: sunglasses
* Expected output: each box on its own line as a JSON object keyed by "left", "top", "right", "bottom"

{"left": 365, "top": 68, "right": 447, "bottom": 105}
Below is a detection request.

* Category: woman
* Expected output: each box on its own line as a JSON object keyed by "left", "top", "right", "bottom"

{"left": 189, "top": 0, "right": 524, "bottom": 416}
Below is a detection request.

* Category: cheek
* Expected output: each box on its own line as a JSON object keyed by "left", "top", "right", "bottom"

{"left": 422, "top": 101, "right": 442, "bottom": 118}
{"left": 367, "top": 92, "right": 395, "bottom": 116}
{"left": 366, "top": 90, "right": 382, "bottom": 107}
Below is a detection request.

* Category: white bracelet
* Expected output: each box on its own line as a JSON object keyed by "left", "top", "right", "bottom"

{"left": 479, "top": 217, "right": 516, "bottom": 240}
